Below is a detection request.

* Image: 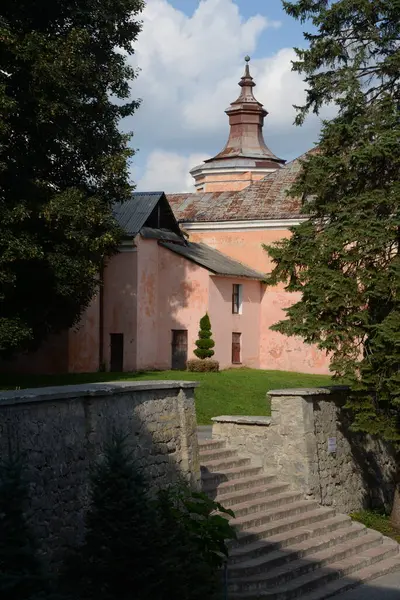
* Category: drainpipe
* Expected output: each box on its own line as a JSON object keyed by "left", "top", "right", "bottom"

{"left": 98, "top": 260, "right": 104, "bottom": 371}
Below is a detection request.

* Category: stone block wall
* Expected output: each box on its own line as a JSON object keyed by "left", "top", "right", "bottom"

{"left": 0, "top": 381, "right": 200, "bottom": 566}
{"left": 212, "top": 415, "right": 271, "bottom": 469}
{"left": 212, "top": 387, "right": 397, "bottom": 515}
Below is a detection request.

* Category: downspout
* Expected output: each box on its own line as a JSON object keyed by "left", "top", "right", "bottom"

{"left": 98, "top": 260, "right": 105, "bottom": 371}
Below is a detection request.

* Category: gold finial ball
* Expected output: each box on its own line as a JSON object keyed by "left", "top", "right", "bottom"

{"left": 245, "top": 55, "right": 251, "bottom": 62}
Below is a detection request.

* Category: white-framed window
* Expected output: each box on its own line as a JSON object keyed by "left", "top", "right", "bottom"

{"left": 232, "top": 284, "right": 243, "bottom": 314}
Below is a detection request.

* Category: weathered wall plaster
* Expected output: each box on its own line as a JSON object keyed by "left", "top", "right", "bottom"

{"left": 189, "top": 229, "right": 330, "bottom": 374}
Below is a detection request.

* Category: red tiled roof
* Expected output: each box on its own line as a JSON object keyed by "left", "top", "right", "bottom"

{"left": 168, "top": 149, "right": 316, "bottom": 222}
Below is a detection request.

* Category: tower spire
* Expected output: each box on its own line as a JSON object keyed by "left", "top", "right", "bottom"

{"left": 190, "top": 57, "right": 285, "bottom": 193}
{"left": 210, "top": 56, "right": 282, "bottom": 162}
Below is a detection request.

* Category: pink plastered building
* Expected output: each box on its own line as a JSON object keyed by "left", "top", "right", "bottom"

{"left": 2, "top": 59, "right": 330, "bottom": 375}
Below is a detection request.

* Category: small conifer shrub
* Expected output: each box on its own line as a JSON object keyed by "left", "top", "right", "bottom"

{"left": 193, "top": 314, "right": 215, "bottom": 360}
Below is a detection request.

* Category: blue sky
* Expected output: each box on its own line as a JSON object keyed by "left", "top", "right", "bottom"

{"left": 169, "top": 0, "right": 309, "bottom": 52}
{"left": 128, "top": 0, "right": 321, "bottom": 192}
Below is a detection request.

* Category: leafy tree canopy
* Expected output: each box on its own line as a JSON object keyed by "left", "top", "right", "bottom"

{"left": 0, "top": 0, "right": 144, "bottom": 358}
{"left": 265, "top": 0, "right": 400, "bottom": 442}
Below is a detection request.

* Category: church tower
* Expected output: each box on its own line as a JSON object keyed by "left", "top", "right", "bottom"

{"left": 191, "top": 57, "right": 285, "bottom": 193}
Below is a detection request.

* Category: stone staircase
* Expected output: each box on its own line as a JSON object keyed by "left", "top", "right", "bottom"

{"left": 199, "top": 438, "right": 400, "bottom": 599}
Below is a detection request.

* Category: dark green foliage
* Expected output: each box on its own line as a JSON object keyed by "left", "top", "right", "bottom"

{"left": 158, "top": 486, "right": 236, "bottom": 569}
{"left": 0, "top": 454, "right": 46, "bottom": 600}
{"left": 64, "top": 432, "right": 234, "bottom": 599}
{"left": 194, "top": 314, "right": 215, "bottom": 359}
{"left": 154, "top": 486, "right": 235, "bottom": 599}
{"left": 265, "top": 0, "right": 400, "bottom": 443}
{"left": 62, "top": 433, "right": 158, "bottom": 600}
{"left": 0, "top": 0, "right": 144, "bottom": 357}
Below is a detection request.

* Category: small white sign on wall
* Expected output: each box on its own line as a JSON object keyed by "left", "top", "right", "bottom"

{"left": 328, "top": 437, "right": 337, "bottom": 453}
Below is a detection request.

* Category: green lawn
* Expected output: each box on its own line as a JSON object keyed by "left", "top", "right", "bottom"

{"left": 351, "top": 510, "right": 400, "bottom": 544}
{"left": 0, "top": 368, "right": 332, "bottom": 425}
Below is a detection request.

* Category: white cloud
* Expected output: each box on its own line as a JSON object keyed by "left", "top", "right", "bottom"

{"left": 135, "top": 150, "right": 210, "bottom": 193}
{"left": 127, "top": 0, "right": 326, "bottom": 192}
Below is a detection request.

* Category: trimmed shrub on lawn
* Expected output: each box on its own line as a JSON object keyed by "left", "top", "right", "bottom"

{"left": 187, "top": 359, "right": 219, "bottom": 372}
{"left": 194, "top": 314, "right": 215, "bottom": 359}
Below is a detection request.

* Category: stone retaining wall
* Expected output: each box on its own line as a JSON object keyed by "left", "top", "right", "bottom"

{"left": 0, "top": 381, "right": 200, "bottom": 566}
{"left": 212, "top": 387, "right": 396, "bottom": 514}
{"left": 211, "top": 415, "right": 271, "bottom": 469}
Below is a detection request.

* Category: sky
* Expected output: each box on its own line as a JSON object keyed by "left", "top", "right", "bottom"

{"left": 126, "top": 0, "right": 324, "bottom": 192}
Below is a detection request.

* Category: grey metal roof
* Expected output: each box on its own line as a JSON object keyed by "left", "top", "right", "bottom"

{"left": 113, "top": 192, "right": 164, "bottom": 236}
{"left": 160, "top": 241, "right": 266, "bottom": 280}
{"left": 140, "top": 227, "right": 183, "bottom": 243}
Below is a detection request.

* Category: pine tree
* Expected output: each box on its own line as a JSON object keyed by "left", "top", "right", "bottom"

{"left": 63, "top": 433, "right": 159, "bottom": 600}
{"left": 264, "top": 1, "right": 400, "bottom": 522}
{"left": 0, "top": 454, "right": 45, "bottom": 600}
{"left": 0, "top": 0, "right": 144, "bottom": 357}
{"left": 194, "top": 314, "right": 215, "bottom": 359}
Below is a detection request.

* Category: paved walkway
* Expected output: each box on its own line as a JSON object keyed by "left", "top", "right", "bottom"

{"left": 339, "top": 571, "right": 400, "bottom": 599}
{"left": 197, "top": 425, "right": 212, "bottom": 441}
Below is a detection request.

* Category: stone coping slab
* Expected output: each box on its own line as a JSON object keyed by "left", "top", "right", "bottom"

{"left": 212, "top": 415, "right": 271, "bottom": 426}
{"left": 267, "top": 385, "right": 350, "bottom": 397}
{"left": 0, "top": 380, "right": 199, "bottom": 406}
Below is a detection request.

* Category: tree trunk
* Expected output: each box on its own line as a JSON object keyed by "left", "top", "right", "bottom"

{"left": 390, "top": 468, "right": 400, "bottom": 529}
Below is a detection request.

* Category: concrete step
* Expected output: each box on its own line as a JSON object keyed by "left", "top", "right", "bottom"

{"left": 214, "top": 481, "right": 290, "bottom": 508}
{"left": 228, "top": 538, "right": 399, "bottom": 599}
{"left": 201, "top": 456, "right": 251, "bottom": 473}
{"left": 227, "top": 491, "right": 304, "bottom": 519}
{"left": 198, "top": 438, "right": 226, "bottom": 451}
{"left": 202, "top": 474, "right": 277, "bottom": 497}
{"left": 230, "top": 514, "right": 352, "bottom": 563}
{"left": 228, "top": 530, "right": 385, "bottom": 593}
{"left": 230, "top": 507, "right": 337, "bottom": 548}
{"left": 231, "top": 500, "right": 321, "bottom": 533}
{"left": 300, "top": 553, "right": 400, "bottom": 600}
{"left": 201, "top": 465, "right": 263, "bottom": 486}
{"left": 228, "top": 522, "right": 367, "bottom": 577}
{"left": 199, "top": 447, "right": 239, "bottom": 462}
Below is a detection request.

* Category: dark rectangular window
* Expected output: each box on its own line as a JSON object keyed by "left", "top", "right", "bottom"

{"left": 232, "top": 284, "right": 242, "bottom": 314}
{"left": 110, "top": 333, "right": 124, "bottom": 372}
{"left": 232, "top": 332, "right": 241, "bottom": 364}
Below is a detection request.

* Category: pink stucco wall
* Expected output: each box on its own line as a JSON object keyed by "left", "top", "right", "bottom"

{"left": 102, "top": 250, "right": 138, "bottom": 371}
{"left": 135, "top": 238, "right": 210, "bottom": 370}
{"left": 209, "top": 277, "right": 263, "bottom": 369}
{"left": 157, "top": 244, "right": 210, "bottom": 369}
{"left": 0, "top": 331, "right": 69, "bottom": 375}
{"left": 68, "top": 295, "right": 100, "bottom": 373}
{"left": 189, "top": 229, "right": 330, "bottom": 374}
{"left": 259, "top": 290, "right": 330, "bottom": 375}
{"left": 189, "top": 229, "right": 285, "bottom": 273}
{"left": 135, "top": 238, "right": 160, "bottom": 370}
{"left": 135, "top": 239, "right": 264, "bottom": 371}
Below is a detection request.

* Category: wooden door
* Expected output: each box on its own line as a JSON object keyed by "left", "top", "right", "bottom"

{"left": 171, "top": 330, "right": 188, "bottom": 370}
{"left": 232, "top": 332, "right": 241, "bottom": 364}
{"left": 110, "top": 333, "right": 124, "bottom": 372}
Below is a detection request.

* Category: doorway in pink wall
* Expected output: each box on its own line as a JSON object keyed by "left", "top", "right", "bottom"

{"left": 110, "top": 333, "right": 124, "bottom": 371}
{"left": 171, "top": 330, "right": 188, "bottom": 370}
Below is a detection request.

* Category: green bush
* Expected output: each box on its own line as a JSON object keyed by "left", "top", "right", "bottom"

{"left": 62, "top": 433, "right": 159, "bottom": 600}
{"left": 187, "top": 359, "right": 219, "bottom": 372}
{"left": 64, "top": 432, "right": 234, "bottom": 600}
{"left": 0, "top": 454, "right": 47, "bottom": 600}
{"left": 194, "top": 314, "right": 215, "bottom": 359}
